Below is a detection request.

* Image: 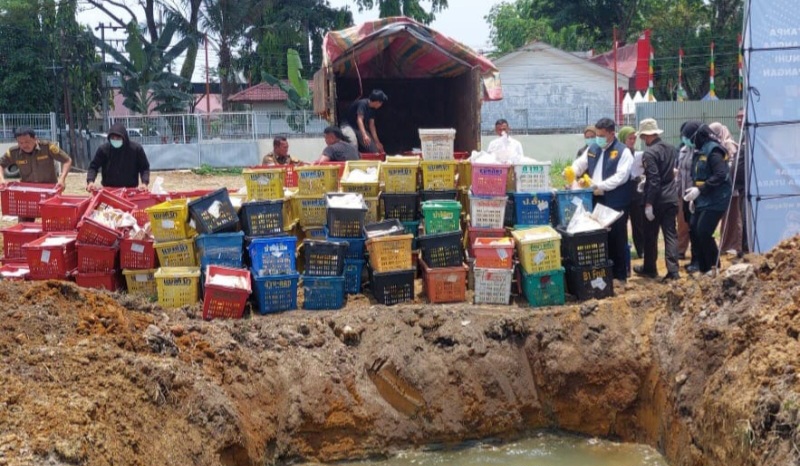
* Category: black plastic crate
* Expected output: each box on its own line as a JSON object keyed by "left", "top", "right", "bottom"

{"left": 363, "top": 218, "right": 405, "bottom": 239}
{"left": 556, "top": 226, "right": 609, "bottom": 268}
{"left": 240, "top": 200, "right": 284, "bottom": 236}
{"left": 420, "top": 189, "right": 459, "bottom": 203}
{"left": 302, "top": 239, "right": 348, "bottom": 276}
{"left": 369, "top": 267, "right": 416, "bottom": 306}
{"left": 417, "top": 230, "right": 463, "bottom": 268}
{"left": 382, "top": 193, "right": 419, "bottom": 221}
{"left": 326, "top": 193, "right": 368, "bottom": 238}
{"left": 504, "top": 192, "right": 515, "bottom": 227}
{"left": 565, "top": 260, "right": 614, "bottom": 301}
{"left": 187, "top": 188, "right": 239, "bottom": 234}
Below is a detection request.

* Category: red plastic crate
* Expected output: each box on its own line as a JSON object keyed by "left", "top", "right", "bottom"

{"left": 202, "top": 265, "right": 252, "bottom": 320}
{"left": 453, "top": 151, "right": 469, "bottom": 160}
{"left": 1, "top": 222, "right": 43, "bottom": 260}
{"left": 112, "top": 188, "right": 166, "bottom": 210}
{"left": 74, "top": 270, "right": 121, "bottom": 291}
{"left": 471, "top": 163, "right": 511, "bottom": 196}
{"left": 0, "top": 182, "right": 60, "bottom": 218}
{"left": 0, "top": 263, "right": 30, "bottom": 281}
{"left": 466, "top": 227, "right": 505, "bottom": 257}
{"left": 77, "top": 243, "right": 119, "bottom": 273}
{"left": 119, "top": 238, "right": 156, "bottom": 269}
{"left": 76, "top": 218, "right": 124, "bottom": 246}
{"left": 23, "top": 233, "right": 78, "bottom": 280}
{"left": 472, "top": 237, "right": 515, "bottom": 269}
{"left": 131, "top": 209, "right": 149, "bottom": 227}
{"left": 40, "top": 195, "right": 91, "bottom": 232}
{"left": 283, "top": 163, "right": 305, "bottom": 188}
{"left": 83, "top": 189, "right": 137, "bottom": 217}
{"left": 360, "top": 152, "right": 386, "bottom": 161}
{"left": 421, "top": 258, "right": 468, "bottom": 304}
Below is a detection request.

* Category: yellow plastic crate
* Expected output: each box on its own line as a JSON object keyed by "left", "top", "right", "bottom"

{"left": 154, "top": 237, "right": 198, "bottom": 267}
{"left": 340, "top": 161, "right": 381, "bottom": 197}
{"left": 146, "top": 199, "right": 192, "bottom": 241}
{"left": 364, "top": 196, "right": 380, "bottom": 224}
{"left": 154, "top": 267, "right": 201, "bottom": 308}
{"left": 366, "top": 234, "right": 414, "bottom": 272}
{"left": 292, "top": 194, "right": 327, "bottom": 227}
{"left": 295, "top": 165, "right": 339, "bottom": 196}
{"left": 420, "top": 160, "right": 458, "bottom": 190}
{"left": 282, "top": 193, "right": 296, "bottom": 230}
{"left": 122, "top": 269, "right": 157, "bottom": 299}
{"left": 457, "top": 160, "right": 472, "bottom": 189}
{"left": 511, "top": 225, "right": 562, "bottom": 274}
{"left": 382, "top": 159, "right": 420, "bottom": 193}
{"left": 242, "top": 168, "right": 285, "bottom": 200}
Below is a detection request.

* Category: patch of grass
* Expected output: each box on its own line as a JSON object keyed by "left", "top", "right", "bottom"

{"left": 191, "top": 164, "right": 244, "bottom": 176}
{"left": 549, "top": 157, "right": 572, "bottom": 189}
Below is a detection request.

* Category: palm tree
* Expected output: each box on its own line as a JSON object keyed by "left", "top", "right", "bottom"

{"left": 354, "top": 0, "right": 448, "bottom": 24}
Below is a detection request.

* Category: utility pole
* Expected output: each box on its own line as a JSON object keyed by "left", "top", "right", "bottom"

{"left": 95, "top": 23, "right": 125, "bottom": 132}
{"left": 205, "top": 34, "right": 211, "bottom": 133}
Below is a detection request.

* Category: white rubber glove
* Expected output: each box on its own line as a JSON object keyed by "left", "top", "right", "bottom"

{"left": 683, "top": 187, "right": 700, "bottom": 202}
{"left": 645, "top": 205, "right": 655, "bottom": 221}
{"left": 688, "top": 200, "right": 696, "bottom": 214}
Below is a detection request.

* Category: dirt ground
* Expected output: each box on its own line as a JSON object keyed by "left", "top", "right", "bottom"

{"left": 0, "top": 172, "right": 798, "bottom": 466}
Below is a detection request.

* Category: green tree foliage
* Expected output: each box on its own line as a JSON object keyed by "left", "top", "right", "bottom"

{"left": 353, "top": 0, "right": 448, "bottom": 24}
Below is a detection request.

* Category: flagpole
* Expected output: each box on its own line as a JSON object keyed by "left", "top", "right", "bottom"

{"left": 709, "top": 41, "right": 717, "bottom": 99}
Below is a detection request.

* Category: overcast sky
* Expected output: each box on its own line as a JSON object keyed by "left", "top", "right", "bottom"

{"left": 77, "top": 0, "right": 503, "bottom": 82}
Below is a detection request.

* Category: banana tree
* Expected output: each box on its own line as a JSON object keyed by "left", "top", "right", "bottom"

{"left": 261, "top": 48, "right": 312, "bottom": 131}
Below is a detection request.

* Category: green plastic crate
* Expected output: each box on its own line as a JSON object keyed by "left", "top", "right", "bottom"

{"left": 421, "top": 200, "right": 461, "bottom": 234}
{"left": 521, "top": 267, "right": 565, "bottom": 307}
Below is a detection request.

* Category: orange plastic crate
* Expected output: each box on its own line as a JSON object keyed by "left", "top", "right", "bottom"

{"left": 471, "top": 237, "right": 515, "bottom": 269}
{"left": 421, "top": 258, "right": 468, "bottom": 304}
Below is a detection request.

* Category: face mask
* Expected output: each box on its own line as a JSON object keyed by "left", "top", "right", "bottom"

{"left": 595, "top": 136, "right": 608, "bottom": 147}
{"left": 585, "top": 138, "right": 595, "bottom": 146}
{"left": 681, "top": 136, "right": 694, "bottom": 149}
{"left": 110, "top": 139, "right": 123, "bottom": 149}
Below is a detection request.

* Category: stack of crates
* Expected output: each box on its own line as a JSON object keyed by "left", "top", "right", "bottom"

{"left": 293, "top": 164, "right": 340, "bottom": 233}
{"left": 340, "top": 160, "right": 381, "bottom": 225}
{"left": 418, "top": 198, "right": 466, "bottom": 304}
{"left": 557, "top": 226, "right": 613, "bottom": 301}
{"left": 324, "top": 192, "right": 368, "bottom": 296}
{"left": 365, "top": 218, "right": 415, "bottom": 306}
{"left": 302, "top": 239, "right": 348, "bottom": 310}
{"left": 380, "top": 155, "right": 421, "bottom": 271}
{"left": 241, "top": 166, "right": 295, "bottom": 236}
{"left": 510, "top": 159, "right": 554, "bottom": 229}
{"left": 512, "top": 226, "right": 565, "bottom": 307}
{"left": 249, "top": 235, "right": 299, "bottom": 314}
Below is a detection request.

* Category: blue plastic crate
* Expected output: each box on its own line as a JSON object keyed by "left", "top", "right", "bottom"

{"left": 195, "top": 231, "right": 244, "bottom": 269}
{"left": 555, "top": 188, "right": 593, "bottom": 226}
{"left": 252, "top": 273, "right": 299, "bottom": 314}
{"left": 248, "top": 236, "right": 297, "bottom": 276}
{"left": 513, "top": 191, "right": 554, "bottom": 226}
{"left": 302, "top": 275, "right": 346, "bottom": 310}
{"left": 343, "top": 259, "right": 365, "bottom": 294}
{"left": 324, "top": 228, "right": 366, "bottom": 260}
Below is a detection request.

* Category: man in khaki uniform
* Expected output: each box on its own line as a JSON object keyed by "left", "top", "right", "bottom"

{"left": 261, "top": 136, "right": 299, "bottom": 165}
{"left": 0, "top": 127, "right": 71, "bottom": 189}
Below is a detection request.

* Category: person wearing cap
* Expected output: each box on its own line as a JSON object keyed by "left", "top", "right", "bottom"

{"left": 342, "top": 89, "right": 388, "bottom": 153}
{"left": 0, "top": 126, "right": 71, "bottom": 189}
{"left": 618, "top": 125, "right": 645, "bottom": 259}
{"left": 633, "top": 118, "right": 680, "bottom": 281}
{"left": 86, "top": 122, "right": 150, "bottom": 190}
{"left": 576, "top": 125, "right": 597, "bottom": 158}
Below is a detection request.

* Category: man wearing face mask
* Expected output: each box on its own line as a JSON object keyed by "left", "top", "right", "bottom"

{"left": 570, "top": 117, "right": 634, "bottom": 283}
{"left": 86, "top": 123, "right": 150, "bottom": 191}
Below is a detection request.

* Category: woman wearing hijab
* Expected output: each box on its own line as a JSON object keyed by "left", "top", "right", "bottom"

{"left": 681, "top": 121, "right": 732, "bottom": 275}
{"left": 709, "top": 122, "right": 742, "bottom": 257}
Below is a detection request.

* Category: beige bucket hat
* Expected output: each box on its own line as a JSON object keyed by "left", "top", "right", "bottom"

{"left": 636, "top": 118, "right": 664, "bottom": 136}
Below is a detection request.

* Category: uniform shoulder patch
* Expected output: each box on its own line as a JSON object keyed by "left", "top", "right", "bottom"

{"left": 48, "top": 143, "right": 61, "bottom": 155}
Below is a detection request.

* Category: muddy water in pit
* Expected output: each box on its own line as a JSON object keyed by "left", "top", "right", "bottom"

{"left": 334, "top": 432, "right": 668, "bottom": 466}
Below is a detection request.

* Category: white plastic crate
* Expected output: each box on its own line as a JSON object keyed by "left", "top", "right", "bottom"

{"left": 469, "top": 193, "right": 507, "bottom": 228}
{"left": 514, "top": 161, "right": 552, "bottom": 192}
{"left": 419, "top": 128, "right": 456, "bottom": 160}
{"left": 473, "top": 267, "right": 514, "bottom": 305}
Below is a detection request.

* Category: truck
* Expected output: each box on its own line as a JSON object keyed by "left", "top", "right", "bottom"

{"left": 313, "top": 17, "right": 503, "bottom": 155}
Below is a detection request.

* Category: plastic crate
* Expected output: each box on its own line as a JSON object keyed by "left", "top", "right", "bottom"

{"left": 154, "top": 267, "right": 201, "bottom": 308}
{"left": 469, "top": 193, "right": 507, "bottom": 229}
{"left": 76, "top": 218, "right": 124, "bottom": 247}
{"left": 0, "top": 182, "right": 60, "bottom": 218}
{"left": 471, "top": 163, "right": 511, "bottom": 196}
{"left": 154, "top": 238, "right": 197, "bottom": 267}
{"left": 195, "top": 232, "right": 244, "bottom": 269}
{"left": 473, "top": 267, "right": 514, "bottom": 305}
{"left": 370, "top": 268, "right": 416, "bottom": 305}
{"left": 457, "top": 161, "right": 472, "bottom": 189}
{"left": 75, "top": 271, "right": 121, "bottom": 291}
{"left": 521, "top": 267, "right": 566, "bottom": 307}
{"left": 504, "top": 192, "right": 515, "bottom": 227}
{"left": 77, "top": 243, "right": 119, "bottom": 273}
{"left": 202, "top": 266, "right": 252, "bottom": 320}
{"left": 340, "top": 161, "right": 381, "bottom": 197}
{"left": 325, "top": 229, "right": 366, "bottom": 260}
{"left": 420, "top": 189, "right": 458, "bottom": 203}
{"left": 240, "top": 200, "right": 284, "bottom": 236}
{"left": 556, "top": 226, "right": 609, "bottom": 268}
{"left": 40, "top": 195, "right": 91, "bottom": 232}
{"left": 296, "top": 165, "right": 340, "bottom": 196}
{"left": 1, "top": 222, "right": 43, "bottom": 261}
{"left": 122, "top": 268, "right": 157, "bottom": 298}
{"left": 381, "top": 193, "right": 419, "bottom": 221}
{"left": 421, "top": 258, "right": 468, "bottom": 304}
{"left": 381, "top": 161, "right": 420, "bottom": 193}
{"left": 420, "top": 160, "right": 458, "bottom": 190}
{"left": 418, "top": 128, "right": 455, "bottom": 160}
{"left": 466, "top": 227, "right": 505, "bottom": 257}
{"left": 112, "top": 188, "right": 165, "bottom": 210}
{"left": 402, "top": 220, "right": 421, "bottom": 249}
{"left": 513, "top": 191, "right": 554, "bottom": 226}
{"left": 303, "top": 240, "right": 348, "bottom": 276}
{"left": 302, "top": 275, "right": 346, "bottom": 310}
{"left": 343, "top": 259, "right": 365, "bottom": 294}
{"left": 421, "top": 200, "right": 461, "bottom": 234}
{"left": 512, "top": 226, "right": 562, "bottom": 275}
{"left": 555, "top": 189, "right": 594, "bottom": 227}
{"left": 293, "top": 195, "right": 327, "bottom": 227}
{"left": 364, "top": 219, "right": 405, "bottom": 239}
{"left": 283, "top": 163, "right": 302, "bottom": 188}
{"left": 187, "top": 188, "right": 239, "bottom": 235}
{"left": 252, "top": 273, "right": 299, "bottom": 313}
{"left": 248, "top": 236, "right": 297, "bottom": 276}
{"left": 0, "top": 263, "right": 30, "bottom": 281}
{"left": 364, "top": 196, "right": 380, "bottom": 224}
{"left": 23, "top": 233, "right": 78, "bottom": 280}
{"left": 453, "top": 151, "right": 469, "bottom": 160}
{"left": 325, "top": 193, "right": 367, "bottom": 238}
{"left": 84, "top": 189, "right": 137, "bottom": 216}
{"left": 243, "top": 167, "right": 286, "bottom": 200}
{"left": 565, "top": 260, "right": 614, "bottom": 301}
{"left": 120, "top": 238, "right": 156, "bottom": 270}
{"left": 472, "top": 237, "right": 515, "bottom": 269}
{"left": 359, "top": 152, "right": 386, "bottom": 161}
{"left": 417, "top": 230, "right": 463, "bottom": 268}
{"left": 365, "top": 234, "right": 413, "bottom": 273}
{"left": 514, "top": 161, "right": 552, "bottom": 192}
{"left": 146, "top": 199, "right": 193, "bottom": 241}
{"left": 301, "top": 225, "right": 326, "bottom": 240}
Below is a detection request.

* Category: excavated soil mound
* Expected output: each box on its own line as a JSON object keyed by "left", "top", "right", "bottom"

{"left": 1, "top": 238, "right": 799, "bottom": 466}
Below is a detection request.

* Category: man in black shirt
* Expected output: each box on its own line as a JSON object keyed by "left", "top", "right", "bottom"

{"left": 342, "top": 89, "right": 388, "bottom": 153}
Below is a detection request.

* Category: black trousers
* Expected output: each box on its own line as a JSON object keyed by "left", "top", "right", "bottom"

{"left": 689, "top": 209, "right": 725, "bottom": 273}
{"left": 643, "top": 203, "right": 680, "bottom": 275}
{"left": 629, "top": 181, "right": 645, "bottom": 258}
